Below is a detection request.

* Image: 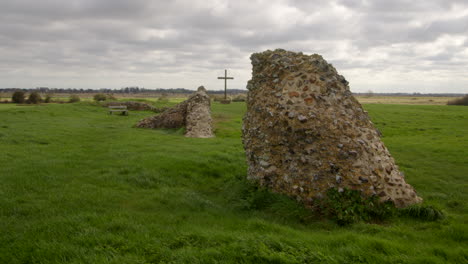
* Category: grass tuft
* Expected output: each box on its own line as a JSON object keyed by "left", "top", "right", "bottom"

{"left": 315, "top": 188, "right": 396, "bottom": 226}
{"left": 399, "top": 204, "right": 445, "bottom": 221}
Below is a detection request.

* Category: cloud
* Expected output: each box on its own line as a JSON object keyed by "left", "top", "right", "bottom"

{"left": 0, "top": 0, "right": 467, "bottom": 92}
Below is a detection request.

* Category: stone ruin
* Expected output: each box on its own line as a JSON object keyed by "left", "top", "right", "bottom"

{"left": 242, "top": 49, "right": 422, "bottom": 208}
{"left": 137, "top": 86, "right": 214, "bottom": 138}
{"left": 105, "top": 101, "right": 158, "bottom": 111}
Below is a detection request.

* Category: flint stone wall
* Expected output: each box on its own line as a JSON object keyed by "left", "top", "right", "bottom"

{"left": 137, "top": 86, "right": 214, "bottom": 138}
{"left": 105, "top": 101, "right": 156, "bottom": 111}
{"left": 185, "top": 86, "right": 215, "bottom": 138}
{"left": 242, "top": 49, "right": 422, "bottom": 208}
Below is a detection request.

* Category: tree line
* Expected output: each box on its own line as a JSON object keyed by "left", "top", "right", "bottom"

{"left": 0, "top": 87, "right": 247, "bottom": 95}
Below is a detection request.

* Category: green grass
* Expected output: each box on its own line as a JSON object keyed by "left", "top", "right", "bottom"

{"left": 0, "top": 102, "right": 467, "bottom": 263}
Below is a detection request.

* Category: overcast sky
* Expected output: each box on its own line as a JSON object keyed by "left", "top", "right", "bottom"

{"left": 1, "top": 0, "right": 467, "bottom": 93}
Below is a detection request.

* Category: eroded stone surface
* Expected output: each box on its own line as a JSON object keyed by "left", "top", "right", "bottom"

{"left": 242, "top": 49, "right": 422, "bottom": 208}
{"left": 137, "top": 86, "right": 214, "bottom": 138}
{"left": 185, "top": 86, "right": 215, "bottom": 138}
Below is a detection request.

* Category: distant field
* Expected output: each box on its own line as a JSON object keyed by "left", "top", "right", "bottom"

{"left": 0, "top": 101, "right": 467, "bottom": 263}
{"left": 1, "top": 92, "right": 463, "bottom": 105}
{"left": 355, "top": 96, "right": 454, "bottom": 105}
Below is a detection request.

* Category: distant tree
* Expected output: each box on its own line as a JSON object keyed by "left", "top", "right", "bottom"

{"left": 93, "top": 93, "right": 107, "bottom": 101}
{"left": 12, "top": 91, "right": 26, "bottom": 103}
{"left": 69, "top": 95, "right": 80, "bottom": 103}
{"left": 365, "top": 90, "right": 374, "bottom": 97}
{"left": 27, "top": 92, "right": 42, "bottom": 104}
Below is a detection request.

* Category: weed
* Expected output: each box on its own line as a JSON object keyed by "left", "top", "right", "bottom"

{"left": 399, "top": 204, "right": 445, "bottom": 221}
{"left": 315, "top": 188, "right": 396, "bottom": 226}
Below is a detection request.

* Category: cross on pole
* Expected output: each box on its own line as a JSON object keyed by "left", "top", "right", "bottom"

{"left": 217, "top": 69, "right": 234, "bottom": 100}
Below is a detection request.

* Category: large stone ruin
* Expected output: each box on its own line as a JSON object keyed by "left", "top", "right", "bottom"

{"left": 242, "top": 49, "right": 422, "bottom": 208}
{"left": 137, "top": 86, "right": 214, "bottom": 138}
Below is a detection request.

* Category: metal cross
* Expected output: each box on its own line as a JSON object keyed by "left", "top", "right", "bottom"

{"left": 217, "top": 69, "right": 234, "bottom": 100}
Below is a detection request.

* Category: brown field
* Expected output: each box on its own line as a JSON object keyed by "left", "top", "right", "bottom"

{"left": 354, "top": 96, "right": 455, "bottom": 105}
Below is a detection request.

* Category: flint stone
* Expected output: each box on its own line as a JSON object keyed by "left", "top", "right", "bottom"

{"left": 242, "top": 49, "right": 422, "bottom": 208}
{"left": 104, "top": 101, "right": 156, "bottom": 111}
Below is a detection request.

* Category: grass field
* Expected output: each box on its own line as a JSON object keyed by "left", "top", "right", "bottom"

{"left": 0, "top": 101, "right": 467, "bottom": 263}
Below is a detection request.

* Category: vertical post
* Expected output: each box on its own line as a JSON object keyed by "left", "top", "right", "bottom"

{"left": 218, "top": 69, "right": 233, "bottom": 102}
{"left": 224, "top": 69, "right": 227, "bottom": 100}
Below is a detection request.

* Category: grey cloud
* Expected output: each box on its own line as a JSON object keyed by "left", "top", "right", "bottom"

{"left": 1, "top": 0, "right": 153, "bottom": 20}
{"left": 0, "top": 0, "right": 466, "bottom": 92}
{"left": 425, "top": 17, "right": 468, "bottom": 36}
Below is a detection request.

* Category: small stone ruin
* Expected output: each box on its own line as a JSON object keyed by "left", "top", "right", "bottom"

{"left": 242, "top": 49, "right": 422, "bottom": 208}
{"left": 105, "top": 101, "right": 157, "bottom": 111}
{"left": 137, "top": 86, "right": 214, "bottom": 138}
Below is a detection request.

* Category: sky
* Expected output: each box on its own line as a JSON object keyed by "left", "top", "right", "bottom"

{"left": 0, "top": 0, "right": 467, "bottom": 93}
